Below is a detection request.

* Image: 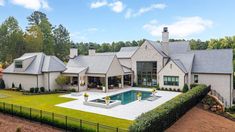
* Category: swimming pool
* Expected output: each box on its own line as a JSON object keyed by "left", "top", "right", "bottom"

{"left": 108, "top": 90, "right": 152, "bottom": 104}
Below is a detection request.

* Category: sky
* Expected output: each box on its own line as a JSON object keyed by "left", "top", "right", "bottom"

{"left": 0, "top": 0, "right": 235, "bottom": 43}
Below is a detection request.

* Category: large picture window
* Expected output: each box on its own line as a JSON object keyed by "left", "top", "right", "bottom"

{"left": 163, "top": 76, "right": 179, "bottom": 86}
{"left": 15, "top": 61, "right": 23, "bottom": 68}
{"left": 137, "top": 61, "right": 157, "bottom": 86}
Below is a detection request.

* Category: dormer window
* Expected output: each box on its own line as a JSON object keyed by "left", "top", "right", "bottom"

{"left": 15, "top": 61, "right": 23, "bottom": 68}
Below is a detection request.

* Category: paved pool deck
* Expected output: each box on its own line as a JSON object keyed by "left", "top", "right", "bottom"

{"left": 56, "top": 87, "right": 181, "bottom": 120}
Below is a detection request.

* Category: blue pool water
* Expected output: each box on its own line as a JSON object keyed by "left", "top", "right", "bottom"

{"left": 108, "top": 90, "right": 152, "bottom": 105}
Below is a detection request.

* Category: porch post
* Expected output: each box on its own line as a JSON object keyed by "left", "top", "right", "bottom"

{"left": 131, "top": 73, "right": 134, "bottom": 86}
{"left": 105, "top": 76, "right": 108, "bottom": 93}
{"left": 77, "top": 74, "right": 80, "bottom": 92}
{"left": 121, "top": 75, "right": 124, "bottom": 88}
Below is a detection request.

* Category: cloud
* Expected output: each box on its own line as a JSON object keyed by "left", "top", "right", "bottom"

{"left": 90, "top": 0, "right": 124, "bottom": 13}
{"left": 143, "top": 16, "right": 213, "bottom": 38}
{"left": 109, "top": 1, "right": 124, "bottom": 13}
{"left": 125, "top": 3, "right": 166, "bottom": 18}
{"left": 11, "top": 0, "right": 51, "bottom": 10}
{"left": 90, "top": 0, "right": 107, "bottom": 9}
{"left": 0, "top": 0, "right": 4, "bottom": 6}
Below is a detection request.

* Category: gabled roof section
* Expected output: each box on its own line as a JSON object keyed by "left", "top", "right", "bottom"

{"left": 42, "top": 56, "right": 66, "bottom": 72}
{"left": 171, "top": 53, "right": 195, "bottom": 73}
{"left": 3, "top": 52, "right": 66, "bottom": 74}
{"left": 191, "top": 49, "right": 233, "bottom": 74}
{"left": 146, "top": 40, "right": 168, "bottom": 57}
{"left": 67, "top": 55, "right": 116, "bottom": 74}
{"left": 146, "top": 39, "right": 190, "bottom": 57}
{"left": 116, "top": 47, "right": 139, "bottom": 58}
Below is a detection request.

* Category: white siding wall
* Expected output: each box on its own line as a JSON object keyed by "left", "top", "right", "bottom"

{"left": 158, "top": 61, "right": 185, "bottom": 90}
{"left": 48, "top": 72, "right": 61, "bottom": 91}
{"left": 131, "top": 41, "right": 164, "bottom": 82}
{"left": 3, "top": 74, "right": 40, "bottom": 91}
{"left": 191, "top": 73, "right": 233, "bottom": 107}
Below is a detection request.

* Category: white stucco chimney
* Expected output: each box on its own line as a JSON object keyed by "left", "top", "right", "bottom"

{"left": 88, "top": 49, "right": 96, "bottom": 56}
{"left": 69, "top": 48, "right": 78, "bottom": 58}
{"left": 162, "top": 27, "right": 169, "bottom": 43}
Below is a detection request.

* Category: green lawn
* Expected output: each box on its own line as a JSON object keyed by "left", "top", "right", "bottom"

{"left": 0, "top": 90, "right": 133, "bottom": 129}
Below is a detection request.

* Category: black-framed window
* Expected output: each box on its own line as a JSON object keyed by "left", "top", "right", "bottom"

{"left": 137, "top": 61, "right": 157, "bottom": 86}
{"left": 194, "top": 75, "right": 198, "bottom": 83}
{"left": 163, "top": 76, "right": 179, "bottom": 86}
{"left": 15, "top": 61, "right": 23, "bottom": 68}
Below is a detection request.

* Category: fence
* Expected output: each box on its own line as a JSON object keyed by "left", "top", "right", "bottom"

{"left": 0, "top": 102, "right": 128, "bottom": 132}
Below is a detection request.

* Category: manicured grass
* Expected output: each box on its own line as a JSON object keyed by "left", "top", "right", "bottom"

{"left": 0, "top": 90, "right": 132, "bottom": 129}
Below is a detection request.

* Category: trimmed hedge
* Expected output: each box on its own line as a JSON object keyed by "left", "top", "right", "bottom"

{"left": 129, "top": 84, "right": 210, "bottom": 132}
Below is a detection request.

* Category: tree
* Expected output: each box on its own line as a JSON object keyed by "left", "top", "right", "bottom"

{"left": 53, "top": 24, "right": 70, "bottom": 61}
{"left": 55, "top": 75, "right": 70, "bottom": 89}
{"left": 24, "top": 25, "right": 43, "bottom": 52}
{"left": 0, "top": 17, "right": 25, "bottom": 63}
{"left": 182, "top": 84, "right": 189, "bottom": 93}
{"left": 27, "top": 11, "right": 55, "bottom": 55}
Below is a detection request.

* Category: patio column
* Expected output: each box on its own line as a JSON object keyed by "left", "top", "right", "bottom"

{"left": 105, "top": 76, "right": 108, "bottom": 93}
{"left": 77, "top": 74, "right": 80, "bottom": 92}
{"left": 131, "top": 73, "right": 134, "bottom": 86}
{"left": 121, "top": 75, "right": 124, "bottom": 88}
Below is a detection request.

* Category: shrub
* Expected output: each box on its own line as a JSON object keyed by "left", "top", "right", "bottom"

{"left": 34, "top": 87, "right": 39, "bottom": 93}
{"left": 190, "top": 83, "right": 199, "bottom": 88}
{"left": 18, "top": 84, "right": 22, "bottom": 91}
{"left": 129, "top": 84, "right": 210, "bottom": 132}
{"left": 29, "top": 88, "right": 34, "bottom": 93}
{"left": 182, "top": 84, "right": 189, "bottom": 93}
{"left": 12, "top": 83, "right": 15, "bottom": 88}
{"left": 169, "top": 88, "right": 172, "bottom": 91}
{"left": 70, "top": 89, "right": 76, "bottom": 92}
{"left": 40, "top": 87, "right": 45, "bottom": 92}
{"left": 177, "top": 89, "right": 181, "bottom": 92}
{"left": 55, "top": 75, "right": 70, "bottom": 89}
{"left": 0, "top": 79, "right": 5, "bottom": 89}
{"left": 16, "top": 127, "right": 21, "bottom": 132}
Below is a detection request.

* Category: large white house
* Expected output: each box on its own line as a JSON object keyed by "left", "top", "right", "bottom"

{"left": 3, "top": 27, "right": 234, "bottom": 107}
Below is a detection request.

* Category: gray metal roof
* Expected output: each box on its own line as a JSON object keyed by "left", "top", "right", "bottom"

{"left": 63, "top": 67, "right": 88, "bottom": 74}
{"left": 3, "top": 52, "right": 66, "bottom": 74}
{"left": 42, "top": 56, "right": 66, "bottom": 72}
{"left": 95, "top": 52, "right": 117, "bottom": 56}
{"left": 66, "top": 55, "right": 115, "bottom": 74}
{"left": 191, "top": 49, "right": 233, "bottom": 74}
{"left": 171, "top": 53, "right": 195, "bottom": 73}
{"left": 116, "top": 47, "right": 138, "bottom": 58}
{"left": 146, "top": 40, "right": 190, "bottom": 57}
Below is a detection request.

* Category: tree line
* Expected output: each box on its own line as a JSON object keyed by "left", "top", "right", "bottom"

{"left": 0, "top": 11, "right": 235, "bottom": 68}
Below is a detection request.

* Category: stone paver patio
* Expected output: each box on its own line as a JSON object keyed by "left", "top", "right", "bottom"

{"left": 56, "top": 87, "right": 181, "bottom": 120}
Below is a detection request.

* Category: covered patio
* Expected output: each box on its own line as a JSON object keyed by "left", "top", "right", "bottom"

{"left": 63, "top": 54, "right": 133, "bottom": 92}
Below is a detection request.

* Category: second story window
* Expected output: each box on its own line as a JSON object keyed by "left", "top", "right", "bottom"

{"left": 15, "top": 61, "right": 23, "bottom": 68}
